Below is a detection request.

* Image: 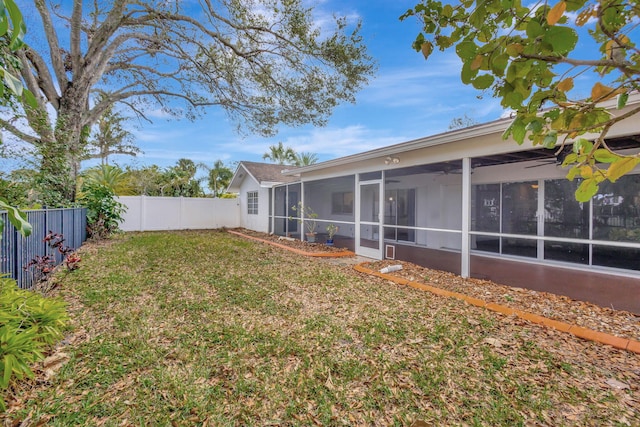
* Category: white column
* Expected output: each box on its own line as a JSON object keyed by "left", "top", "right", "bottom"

{"left": 461, "top": 157, "right": 471, "bottom": 278}
{"left": 300, "top": 181, "right": 305, "bottom": 241}
{"left": 271, "top": 186, "right": 275, "bottom": 234}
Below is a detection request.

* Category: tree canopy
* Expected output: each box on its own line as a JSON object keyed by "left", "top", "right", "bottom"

{"left": 0, "top": 0, "right": 31, "bottom": 105}
{"left": 2, "top": 0, "right": 374, "bottom": 205}
{"left": 402, "top": 0, "right": 640, "bottom": 201}
{"left": 0, "top": 0, "right": 33, "bottom": 238}
{"left": 448, "top": 113, "right": 478, "bottom": 130}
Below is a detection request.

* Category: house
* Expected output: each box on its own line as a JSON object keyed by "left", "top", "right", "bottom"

{"left": 230, "top": 98, "right": 640, "bottom": 314}
{"left": 227, "top": 161, "right": 299, "bottom": 233}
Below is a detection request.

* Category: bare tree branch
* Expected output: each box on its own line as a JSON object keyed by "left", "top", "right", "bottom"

{"left": 20, "top": 48, "right": 59, "bottom": 109}
{"left": 0, "top": 118, "right": 40, "bottom": 145}
{"left": 70, "top": 1, "right": 83, "bottom": 74}
{"left": 33, "top": 0, "right": 68, "bottom": 91}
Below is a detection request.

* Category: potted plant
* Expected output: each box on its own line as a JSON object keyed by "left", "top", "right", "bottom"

{"left": 291, "top": 202, "right": 318, "bottom": 243}
{"left": 325, "top": 223, "right": 339, "bottom": 246}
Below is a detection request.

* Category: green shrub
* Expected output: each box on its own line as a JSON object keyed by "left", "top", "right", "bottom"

{"left": 0, "top": 277, "right": 69, "bottom": 410}
{"left": 80, "top": 183, "right": 126, "bottom": 239}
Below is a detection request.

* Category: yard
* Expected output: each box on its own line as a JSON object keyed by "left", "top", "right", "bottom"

{"left": 3, "top": 230, "right": 639, "bottom": 426}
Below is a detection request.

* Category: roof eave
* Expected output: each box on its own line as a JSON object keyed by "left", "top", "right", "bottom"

{"left": 282, "top": 118, "right": 510, "bottom": 175}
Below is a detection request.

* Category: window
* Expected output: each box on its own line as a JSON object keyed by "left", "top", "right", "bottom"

{"left": 593, "top": 174, "right": 640, "bottom": 243}
{"left": 384, "top": 189, "right": 416, "bottom": 242}
{"left": 331, "top": 191, "right": 354, "bottom": 215}
{"left": 247, "top": 191, "right": 258, "bottom": 215}
{"left": 471, "top": 174, "right": 640, "bottom": 271}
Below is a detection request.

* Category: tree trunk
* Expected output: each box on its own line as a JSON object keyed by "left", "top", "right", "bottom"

{"left": 39, "top": 100, "right": 86, "bottom": 204}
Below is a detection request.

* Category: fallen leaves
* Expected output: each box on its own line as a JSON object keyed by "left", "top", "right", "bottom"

{"left": 368, "top": 260, "right": 640, "bottom": 342}
{"left": 41, "top": 352, "right": 70, "bottom": 380}
{"left": 2, "top": 230, "right": 639, "bottom": 426}
{"left": 606, "top": 378, "right": 631, "bottom": 390}
{"left": 482, "top": 337, "right": 505, "bottom": 348}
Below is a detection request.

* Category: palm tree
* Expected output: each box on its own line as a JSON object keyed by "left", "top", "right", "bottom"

{"left": 294, "top": 152, "right": 319, "bottom": 166}
{"left": 80, "top": 164, "right": 134, "bottom": 195}
{"left": 262, "top": 142, "right": 296, "bottom": 165}
{"left": 200, "top": 160, "right": 233, "bottom": 197}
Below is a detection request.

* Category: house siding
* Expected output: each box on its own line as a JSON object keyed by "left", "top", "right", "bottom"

{"left": 238, "top": 179, "right": 270, "bottom": 233}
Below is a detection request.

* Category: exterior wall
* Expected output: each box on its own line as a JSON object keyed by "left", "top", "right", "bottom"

{"left": 469, "top": 255, "right": 640, "bottom": 314}
{"left": 238, "top": 179, "right": 271, "bottom": 233}
{"left": 383, "top": 244, "right": 640, "bottom": 314}
{"left": 117, "top": 196, "right": 240, "bottom": 231}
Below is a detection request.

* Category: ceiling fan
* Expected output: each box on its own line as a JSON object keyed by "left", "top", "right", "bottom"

{"left": 524, "top": 146, "right": 572, "bottom": 168}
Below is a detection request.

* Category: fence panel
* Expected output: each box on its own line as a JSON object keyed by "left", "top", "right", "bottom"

{"left": 117, "top": 196, "right": 241, "bottom": 231}
{"left": 1, "top": 207, "right": 87, "bottom": 289}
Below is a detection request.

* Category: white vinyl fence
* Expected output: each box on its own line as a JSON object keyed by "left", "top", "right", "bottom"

{"left": 117, "top": 196, "right": 241, "bottom": 232}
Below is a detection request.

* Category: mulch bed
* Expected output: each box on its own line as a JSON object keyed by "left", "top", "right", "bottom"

{"left": 234, "top": 229, "right": 640, "bottom": 342}
{"left": 233, "top": 228, "right": 351, "bottom": 253}
{"left": 367, "top": 260, "right": 640, "bottom": 342}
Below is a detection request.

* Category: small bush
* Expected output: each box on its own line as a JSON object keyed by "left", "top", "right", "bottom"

{"left": 80, "top": 183, "right": 126, "bottom": 239}
{"left": 0, "top": 277, "right": 68, "bottom": 410}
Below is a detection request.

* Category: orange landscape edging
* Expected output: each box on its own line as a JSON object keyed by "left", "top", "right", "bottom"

{"left": 355, "top": 262, "right": 640, "bottom": 354}
{"left": 227, "top": 230, "right": 354, "bottom": 258}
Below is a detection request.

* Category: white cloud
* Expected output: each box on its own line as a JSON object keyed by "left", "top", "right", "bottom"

{"left": 286, "top": 125, "right": 402, "bottom": 157}
{"left": 216, "top": 125, "right": 406, "bottom": 161}
{"left": 143, "top": 108, "right": 177, "bottom": 120}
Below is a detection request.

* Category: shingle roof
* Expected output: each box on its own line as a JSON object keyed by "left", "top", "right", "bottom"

{"left": 240, "top": 161, "right": 299, "bottom": 184}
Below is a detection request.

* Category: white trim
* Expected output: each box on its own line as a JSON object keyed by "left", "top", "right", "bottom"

{"left": 469, "top": 231, "right": 640, "bottom": 249}
{"left": 461, "top": 157, "right": 471, "bottom": 278}
{"left": 356, "top": 178, "right": 383, "bottom": 259}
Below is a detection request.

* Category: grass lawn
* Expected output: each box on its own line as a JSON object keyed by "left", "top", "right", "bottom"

{"left": 4, "top": 230, "right": 639, "bottom": 426}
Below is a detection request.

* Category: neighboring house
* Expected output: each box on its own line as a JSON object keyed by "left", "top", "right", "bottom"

{"left": 231, "top": 97, "right": 640, "bottom": 314}
{"left": 227, "top": 161, "right": 299, "bottom": 233}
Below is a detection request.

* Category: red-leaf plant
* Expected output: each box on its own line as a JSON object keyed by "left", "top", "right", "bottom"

{"left": 24, "top": 231, "right": 81, "bottom": 284}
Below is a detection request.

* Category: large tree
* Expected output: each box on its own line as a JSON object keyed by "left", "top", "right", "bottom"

{"left": 82, "top": 100, "right": 140, "bottom": 166}
{"left": 3, "top": 0, "right": 374, "bottom": 205}
{"left": 402, "top": 0, "right": 640, "bottom": 201}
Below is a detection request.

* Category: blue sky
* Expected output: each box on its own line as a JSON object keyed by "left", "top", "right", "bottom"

{"left": 107, "top": 0, "right": 508, "bottom": 170}
{"left": 4, "top": 0, "right": 607, "bottom": 174}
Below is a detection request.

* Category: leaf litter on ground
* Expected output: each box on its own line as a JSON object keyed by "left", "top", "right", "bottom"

{"left": 2, "top": 230, "right": 639, "bottom": 426}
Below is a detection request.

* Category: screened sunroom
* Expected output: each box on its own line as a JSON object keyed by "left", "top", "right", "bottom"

{"left": 267, "top": 107, "right": 640, "bottom": 312}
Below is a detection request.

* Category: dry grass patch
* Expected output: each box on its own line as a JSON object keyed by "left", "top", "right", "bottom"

{"left": 2, "top": 230, "right": 639, "bottom": 426}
